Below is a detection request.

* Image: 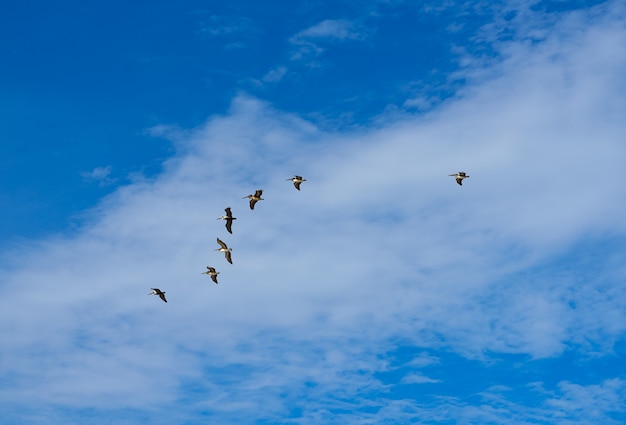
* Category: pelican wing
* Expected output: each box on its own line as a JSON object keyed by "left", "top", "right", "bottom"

{"left": 225, "top": 219, "right": 233, "bottom": 234}
{"left": 217, "top": 238, "right": 228, "bottom": 249}
{"left": 225, "top": 250, "right": 233, "bottom": 264}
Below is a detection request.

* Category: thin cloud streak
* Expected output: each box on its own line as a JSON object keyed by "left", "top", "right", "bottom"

{"left": 291, "top": 19, "right": 367, "bottom": 41}
{"left": 81, "top": 165, "right": 117, "bottom": 186}
{"left": 288, "top": 19, "right": 370, "bottom": 63}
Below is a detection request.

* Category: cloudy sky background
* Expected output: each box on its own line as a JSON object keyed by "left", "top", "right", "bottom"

{"left": 1, "top": 0, "right": 626, "bottom": 423}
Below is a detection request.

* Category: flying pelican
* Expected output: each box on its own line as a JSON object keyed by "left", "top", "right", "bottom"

{"left": 287, "top": 175, "right": 306, "bottom": 190}
{"left": 215, "top": 238, "right": 233, "bottom": 264}
{"left": 449, "top": 172, "right": 470, "bottom": 186}
{"left": 216, "top": 207, "right": 236, "bottom": 234}
{"left": 243, "top": 189, "right": 264, "bottom": 210}
{"left": 202, "top": 266, "right": 220, "bottom": 284}
{"left": 148, "top": 288, "right": 167, "bottom": 303}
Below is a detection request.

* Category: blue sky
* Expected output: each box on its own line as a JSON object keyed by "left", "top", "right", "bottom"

{"left": 1, "top": 0, "right": 626, "bottom": 424}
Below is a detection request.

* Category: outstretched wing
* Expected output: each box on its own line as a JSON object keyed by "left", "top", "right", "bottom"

{"left": 225, "top": 218, "right": 233, "bottom": 234}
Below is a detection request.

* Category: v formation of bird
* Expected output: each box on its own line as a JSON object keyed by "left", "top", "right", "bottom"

{"left": 150, "top": 172, "right": 467, "bottom": 302}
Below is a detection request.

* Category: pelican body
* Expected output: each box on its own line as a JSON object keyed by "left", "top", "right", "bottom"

{"left": 217, "top": 207, "right": 236, "bottom": 234}
{"left": 148, "top": 288, "right": 167, "bottom": 303}
{"left": 243, "top": 190, "right": 264, "bottom": 210}
{"left": 449, "top": 172, "right": 469, "bottom": 186}
{"left": 287, "top": 175, "right": 306, "bottom": 190}
{"left": 202, "top": 266, "right": 220, "bottom": 284}
{"left": 215, "top": 238, "right": 233, "bottom": 264}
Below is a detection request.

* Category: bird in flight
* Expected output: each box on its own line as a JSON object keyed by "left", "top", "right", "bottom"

{"left": 449, "top": 172, "right": 470, "bottom": 186}
{"left": 148, "top": 288, "right": 167, "bottom": 303}
{"left": 243, "top": 190, "right": 264, "bottom": 210}
{"left": 287, "top": 175, "right": 306, "bottom": 190}
{"left": 202, "top": 266, "right": 220, "bottom": 284}
{"left": 215, "top": 238, "right": 233, "bottom": 264}
{"left": 217, "top": 207, "right": 236, "bottom": 234}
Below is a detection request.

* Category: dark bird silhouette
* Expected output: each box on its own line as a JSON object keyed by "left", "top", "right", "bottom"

{"left": 243, "top": 190, "right": 264, "bottom": 210}
{"left": 215, "top": 238, "right": 233, "bottom": 264}
{"left": 148, "top": 288, "right": 167, "bottom": 303}
{"left": 202, "top": 266, "right": 220, "bottom": 284}
{"left": 217, "top": 207, "right": 236, "bottom": 234}
{"left": 449, "top": 172, "right": 470, "bottom": 186}
{"left": 287, "top": 175, "right": 306, "bottom": 190}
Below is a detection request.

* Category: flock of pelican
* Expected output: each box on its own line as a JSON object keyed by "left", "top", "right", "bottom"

{"left": 149, "top": 172, "right": 467, "bottom": 302}
{"left": 149, "top": 175, "right": 308, "bottom": 302}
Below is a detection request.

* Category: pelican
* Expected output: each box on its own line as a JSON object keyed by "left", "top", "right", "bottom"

{"left": 148, "top": 288, "right": 167, "bottom": 303}
{"left": 243, "top": 189, "right": 264, "bottom": 210}
{"left": 215, "top": 238, "right": 233, "bottom": 264}
{"left": 287, "top": 175, "right": 306, "bottom": 191}
{"left": 216, "top": 207, "right": 236, "bottom": 234}
{"left": 202, "top": 266, "right": 220, "bottom": 284}
{"left": 449, "top": 172, "right": 469, "bottom": 186}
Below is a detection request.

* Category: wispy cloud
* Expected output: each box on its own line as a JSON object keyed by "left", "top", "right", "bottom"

{"left": 261, "top": 65, "right": 289, "bottom": 83}
{"left": 81, "top": 165, "right": 116, "bottom": 186}
{"left": 401, "top": 372, "right": 441, "bottom": 384}
{"left": 256, "top": 19, "right": 370, "bottom": 87}
{"left": 292, "top": 19, "right": 367, "bottom": 41}
{"left": 195, "top": 14, "right": 261, "bottom": 52}
{"left": 288, "top": 19, "right": 370, "bottom": 63}
{"left": 198, "top": 15, "right": 258, "bottom": 37}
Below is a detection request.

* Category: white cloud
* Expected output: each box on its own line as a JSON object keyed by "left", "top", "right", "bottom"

{"left": 401, "top": 373, "right": 441, "bottom": 384}
{"left": 546, "top": 379, "right": 626, "bottom": 419}
{"left": 81, "top": 165, "right": 116, "bottom": 186}
{"left": 292, "top": 19, "right": 366, "bottom": 41}
{"left": 288, "top": 19, "right": 369, "bottom": 63}
{"left": 457, "top": 380, "right": 626, "bottom": 425}
{"left": 261, "top": 65, "right": 288, "bottom": 83}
